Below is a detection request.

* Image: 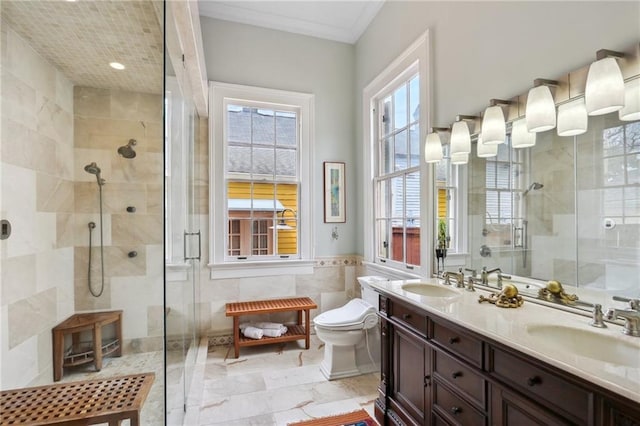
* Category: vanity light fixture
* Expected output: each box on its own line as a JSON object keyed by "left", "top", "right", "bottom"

{"left": 476, "top": 135, "right": 498, "bottom": 158}
{"left": 525, "top": 79, "right": 558, "bottom": 132}
{"left": 481, "top": 99, "right": 512, "bottom": 145}
{"left": 585, "top": 49, "right": 626, "bottom": 116}
{"left": 619, "top": 78, "right": 640, "bottom": 121}
{"left": 511, "top": 118, "right": 536, "bottom": 148}
{"left": 557, "top": 99, "right": 588, "bottom": 136}
{"left": 450, "top": 115, "right": 479, "bottom": 155}
{"left": 109, "top": 62, "right": 125, "bottom": 70}
{"left": 424, "top": 127, "right": 449, "bottom": 163}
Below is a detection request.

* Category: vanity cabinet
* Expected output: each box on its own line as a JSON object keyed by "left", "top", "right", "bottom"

{"left": 376, "top": 293, "right": 640, "bottom": 426}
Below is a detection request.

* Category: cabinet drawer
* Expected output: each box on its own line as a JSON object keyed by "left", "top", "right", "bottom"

{"left": 390, "top": 300, "right": 427, "bottom": 337}
{"left": 488, "top": 346, "right": 593, "bottom": 424}
{"left": 433, "top": 380, "right": 486, "bottom": 426}
{"left": 434, "top": 349, "right": 485, "bottom": 408}
{"left": 431, "top": 320, "right": 483, "bottom": 367}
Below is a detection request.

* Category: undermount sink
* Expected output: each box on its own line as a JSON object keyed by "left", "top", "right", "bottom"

{"left": 525, "top": 324, "right": 640, "bottom": 367}
{"left": 401, "top": 283, "right": 461, "bottom": 298}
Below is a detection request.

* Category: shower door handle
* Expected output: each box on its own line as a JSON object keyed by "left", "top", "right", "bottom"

{"left": 183, "top": 230, "right": 201, "bottom": 261}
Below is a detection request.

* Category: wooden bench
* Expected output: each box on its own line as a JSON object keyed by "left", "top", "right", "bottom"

{"left": 0, "top": 373, "right": 154, "bottom": 426}
{"left": 225, "top": 297, "right": 317, "bottom": 358}
{"left": 52, "top": 311, "right": 122, "bottom": 382}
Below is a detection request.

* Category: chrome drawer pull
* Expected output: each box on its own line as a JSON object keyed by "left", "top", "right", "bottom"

{"left": 452, "top": 371, "right": 462, "bottom": 379}
{"left": 527, "top": 376, "right": 542, "bottom": 386}
{"left": 449, "top": 337, "right": 460, "bottom": 344}
{"left": 402, "top": 313, "right": 411, "bottom": 320}
{"left": 451, "top": 406, "right": 462, "bottom": 415}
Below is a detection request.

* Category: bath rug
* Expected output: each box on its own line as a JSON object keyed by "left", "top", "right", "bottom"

{"left": 287, "top": 408, "right": 377, "bottom": 426}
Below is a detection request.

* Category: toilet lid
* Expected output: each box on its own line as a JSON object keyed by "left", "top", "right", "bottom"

{"left": 314, "top": 298, "right": 377, "bottom": 328}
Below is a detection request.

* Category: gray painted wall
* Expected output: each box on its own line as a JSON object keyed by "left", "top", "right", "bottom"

{"left": 200, "top": 17, "right": 357, "bottom": 256}
{"left": 354, "top": 1, "right": 640, "bottom": 255}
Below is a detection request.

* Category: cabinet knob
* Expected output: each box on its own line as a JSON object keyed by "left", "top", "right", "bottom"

{"left": 449, "top": 337, "right": 460, "bottom": 344}
{"left": 451, "top": 406, "right": 462, "bottom": 415}
{"left": 452, "top": 371, "right": 462, "bottom": 379}
{"left": 424, "top": 375, "right": 431, "bottom": 387}
{"left": 527, "top": 376, "right": 542, "bottom": 387}
{"left": 402, "top": 313, "right": 411, "bottom": 320}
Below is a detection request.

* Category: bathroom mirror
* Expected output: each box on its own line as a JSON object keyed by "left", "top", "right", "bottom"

{"left": 467, "top": 112, "right": 640, "bottom": 300}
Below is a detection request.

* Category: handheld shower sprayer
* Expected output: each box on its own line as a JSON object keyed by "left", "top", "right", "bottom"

{"left": 84, "top": 162, "right": 105, "bottom": 186}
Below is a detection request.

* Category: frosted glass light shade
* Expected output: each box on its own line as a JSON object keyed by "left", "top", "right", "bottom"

{"left": 526, "top": 85, "right": 556, "bottom": 132}
{"left": 481, "top": 106, "right": 506, "bottom": 145}
{"left": 476, "top": 136, "right": 498, "bottom": 158}
{"left": 585, "top": 57, "right": 625, "bottom": 116}
{"left": 557, "top": 99, "right": 588, "bottom": 136}
{"left": 450, "top": 152, "right": 468, "bottom": 165}
{"left": 511, "top": 118, "right": 536, "bottom": 148}
{"left": 450, "top": 121, "right": 471, "bottom": 155}
{"left": 619, "top": 78, "right": 640, "bottom": 121}
{"left": 424, "top": 132, "right": 443, "bottom": 163}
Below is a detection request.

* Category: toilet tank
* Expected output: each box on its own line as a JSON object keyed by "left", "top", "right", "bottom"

{"left": 358, "top": 276, "right": 386, "bottom": 311}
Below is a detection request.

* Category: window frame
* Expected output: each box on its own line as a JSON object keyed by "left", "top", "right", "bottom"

{"left": 208, "top": 82, "right": 314, "bottom": 279}
{"left": 363, "top": 32, "right": 433, "bottom": 279}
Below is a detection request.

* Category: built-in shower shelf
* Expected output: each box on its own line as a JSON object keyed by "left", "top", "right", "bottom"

{"left": 52, "top": 310, "right": 122, "bottom": 381}
{"left": 63, "top": 338, "right": 121, "bottom": 367}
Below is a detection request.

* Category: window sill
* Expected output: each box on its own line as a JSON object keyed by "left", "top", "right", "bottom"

{"left": 207, "top": 260, "right": 315, "bottom": 279}
{"left": 362, "top": 261, "right": 422, "bottom": 281}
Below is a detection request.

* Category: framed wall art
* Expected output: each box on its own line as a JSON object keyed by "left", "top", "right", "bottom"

{"left": 323, "top": 161, "right": 346, "bottom": 223}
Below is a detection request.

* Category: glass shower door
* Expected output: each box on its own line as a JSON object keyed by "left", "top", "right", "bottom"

{"left": 164, "top": 6, "right": 199, "bottom": 422}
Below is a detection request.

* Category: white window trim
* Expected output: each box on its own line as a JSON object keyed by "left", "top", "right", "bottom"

{"left": 208, "top": 81, "right": 315, "bottom": 279}
{"left": 362, "top": 31, "right": 433, "bottom": 278}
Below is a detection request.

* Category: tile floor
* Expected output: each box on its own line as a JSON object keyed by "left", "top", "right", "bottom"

{"left": 185, "top": 335, "right": 379, "bottom": 425}
{"left": 61, "top": 335, "right": 379, "bottom": 426}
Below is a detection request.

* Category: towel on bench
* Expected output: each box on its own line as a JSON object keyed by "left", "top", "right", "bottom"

{"left": 242, "top": 326, "right": 264, "bottom": 340}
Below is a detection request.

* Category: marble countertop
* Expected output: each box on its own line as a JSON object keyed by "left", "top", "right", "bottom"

{"left": 364, "top": 277, "right": 640, "bottom": 403}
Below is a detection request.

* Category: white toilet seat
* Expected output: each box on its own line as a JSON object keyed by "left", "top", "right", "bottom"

{"left": 313, "top": 299, "right": 377, "bottom": 330}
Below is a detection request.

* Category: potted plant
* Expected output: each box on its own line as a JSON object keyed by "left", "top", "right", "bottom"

{"left": 435, "top": 219, "right": 449, "bottom": 272}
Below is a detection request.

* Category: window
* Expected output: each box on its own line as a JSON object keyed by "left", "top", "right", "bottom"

{"left": 363, "top": 32, "right": 430, "bottom": 277}
{"left": 435, "top": 145, "right": 461, "bottom": 254}
{"left": 602, "top": 121, "right": 640, "bottom": 230}
{"left": 484, "top": 137, "right": 525, "bottom": 248}
{"left": 209, "top": 82, "right": 314, "bottom": 278}
{"left": 375, "top": 74, "right": 421, "bottom": 267}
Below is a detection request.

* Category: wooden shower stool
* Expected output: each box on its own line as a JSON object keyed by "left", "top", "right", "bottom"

{"left": 225, "top": 297, "right": 317, "bottom": 358}
{"left": 52, "top": 310, "right": 122, "bottom": 382}
{"left": 0, "top": 373, "right": 154, "bottom": 426}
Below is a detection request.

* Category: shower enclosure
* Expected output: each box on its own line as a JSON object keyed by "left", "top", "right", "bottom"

{"left": 163, "top": 2, "right": 202, "bottom": 422}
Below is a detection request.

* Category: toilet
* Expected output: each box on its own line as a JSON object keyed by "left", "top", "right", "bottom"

{"left": 313, "top": 277, "right": 384, "bottom": 380}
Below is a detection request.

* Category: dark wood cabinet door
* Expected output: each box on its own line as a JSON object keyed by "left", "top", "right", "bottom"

{"left": 393, "top": 325, "right": 430, "bottom": 424}
{"left": 600, "top": 397, "right": 640, "bottom": 426}
{"left": 490, "top": 383, "right": 572, "bottom": 426}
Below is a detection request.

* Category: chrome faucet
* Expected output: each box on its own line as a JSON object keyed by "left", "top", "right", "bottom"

{"left": 481, "top": 267, "right": 511, "bottom": 288}
{"left": 605, "top": 297, "right": 640, "bottom": 337}
{"left": 443, "top": 270, "right": 464, "bottom": 288}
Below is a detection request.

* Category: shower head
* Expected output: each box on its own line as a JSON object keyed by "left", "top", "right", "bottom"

{"left": 84, "top": 162, "right": 105, "bottom": 186}
{"left": 117, "top": 139, "right": 137, "bottom": 159}
{"left": 522, "top": 182, "right": 544, "bottom": 197}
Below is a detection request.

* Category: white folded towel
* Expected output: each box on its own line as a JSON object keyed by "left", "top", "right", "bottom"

{"left": 255, "top": 322, "right": 285, "bottom": 330}
{"left": 242, "top": 326, "right": 263, "bottom": 340}
{"left": 262, "top": 326, "right": 288, "bottom": 338}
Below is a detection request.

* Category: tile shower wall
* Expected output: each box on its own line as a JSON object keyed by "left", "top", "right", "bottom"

{"left": 1, "top": 22, "right": 75, "bottom": 388}
{"left": 73, "top": 86, "right": 164, "bottom": 352}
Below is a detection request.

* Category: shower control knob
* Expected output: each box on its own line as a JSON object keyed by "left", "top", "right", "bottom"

{"left": 126, "top": 206, "right": 136, "bottom": 213}
{"left": 128, "top": 251, "right": 137, "bottom": 258}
